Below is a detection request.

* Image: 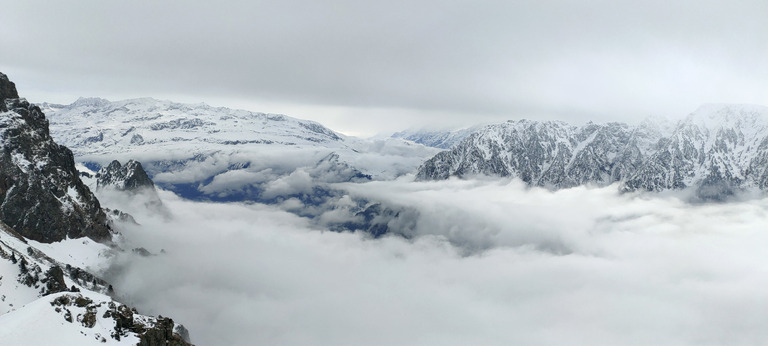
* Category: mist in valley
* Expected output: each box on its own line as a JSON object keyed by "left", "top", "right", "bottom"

{"left": 97, "top": 180, "right": 768, "bottom": 346}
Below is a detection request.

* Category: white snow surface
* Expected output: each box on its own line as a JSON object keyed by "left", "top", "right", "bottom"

{"left": 0, "top": 291, "right": 140, "bottom": 346}
{"left": 0, "top": 223, "right": 175, "bottom": 345}
{"left": 27, "top": 237, "right": 113, "bottom": 273}
{"left": 41, "top": 97, "right": 440, "bottom": 182}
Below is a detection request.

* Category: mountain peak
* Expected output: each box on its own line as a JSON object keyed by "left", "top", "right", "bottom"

{"left": 96, "top": 159, "right": 155, "bottom": 191}
{"left": 0, "top": 72, "right": 20, "bottom": 111}
{"left": 418, "top": 104, "right": 768, "bottom": 199}
{"left": 71, "top": 97, "right": 112, "bottom": 108}
{"left": 0, "top": 73, "right": 113, "bottom": 243}
{"left": 686, "top": 103, "right": 768, "bottom": 130}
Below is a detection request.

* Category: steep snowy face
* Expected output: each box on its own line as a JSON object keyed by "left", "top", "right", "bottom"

{"left": 417, "top": 120, "right": 650, "bottom": 188}
{"left": 0, "top": 73, "right": 112, "bottom": 243}
{"left": 624, "top": 104, "right": 768, "bottom": 198}
{"left": 418, "top": 105, "right": 768, "bottom": 199}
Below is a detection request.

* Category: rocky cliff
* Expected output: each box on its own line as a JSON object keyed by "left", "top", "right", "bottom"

{"left": 0, "top": 73, "right": 112, "bottom": 243}
{"left": 97, "top": 160, "right": 155, "bottom": 191}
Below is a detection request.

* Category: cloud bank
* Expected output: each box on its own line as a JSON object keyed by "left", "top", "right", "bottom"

{"left": 100, "top": 180, "right": 768, "bottom": 346}
{"left": 6, "top": 1, "right": 768, "bottom": 135}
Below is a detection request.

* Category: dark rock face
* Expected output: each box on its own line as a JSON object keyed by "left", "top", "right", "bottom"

{"left": 0, "top": 73, "right": 19, "bottom": 110}
{"left": 41, "top": 266, "right": 68, "bottom": 296}
{"left": 341, "top": 202, "right": 418, "bottom": 238}
{"left": 138, "top": 317, "right": 192, "bottom": 346}
{"left": 96, "top": 159, "right": 166, "bottom": 214}
{"left": 105, "top": 208, "right": 139, "bottom": 224}
{"left": 417, "top": 105, "right": 768, "bottom": 200}
{"left": 96, "top": 159, "right": 155, "bottom": 191}
{"left": 0, "top": 72, "right": 112, "bottom": 243}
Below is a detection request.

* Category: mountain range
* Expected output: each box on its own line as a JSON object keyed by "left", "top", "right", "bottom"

{"left": 4, "top": 66, "right": 768, "bottom": 345}
{"left": 416, "top": 104, "right": 768, "bottom": 200}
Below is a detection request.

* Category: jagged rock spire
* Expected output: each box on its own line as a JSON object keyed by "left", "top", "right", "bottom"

{"left": 0, "top": 72, "right": 20, "bottom": 107}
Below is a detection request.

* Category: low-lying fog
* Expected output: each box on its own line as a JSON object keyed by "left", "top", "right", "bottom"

{"left": 99, "top": 179, "right": 768, "bottom": 346}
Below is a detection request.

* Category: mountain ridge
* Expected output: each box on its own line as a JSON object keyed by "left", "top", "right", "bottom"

{"left": 417, "top": 104, "right": 768, "bottom": 200}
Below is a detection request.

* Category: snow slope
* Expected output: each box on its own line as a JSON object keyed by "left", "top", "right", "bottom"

{"left": 0, "top": 222, "right": 189, "bottom": 345}
{"left": 42, "top": 98, "right": 439, "bottom": 201}
{"left": 0, "top": 291, "right": 140, "bottom": 345}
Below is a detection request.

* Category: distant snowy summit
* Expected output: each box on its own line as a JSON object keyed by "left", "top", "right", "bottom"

{"left": 42, "top": 97, "right": 440, "bottom": 202}
{"left": 40, "top": 96, "right": 346, "bottom": 157}
{"left": 417, "top": 104, "right": 768, "bottom": 200}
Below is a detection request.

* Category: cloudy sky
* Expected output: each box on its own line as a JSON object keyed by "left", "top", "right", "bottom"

{"left": 3, "top": 0, "right": 767, "bottom": 135}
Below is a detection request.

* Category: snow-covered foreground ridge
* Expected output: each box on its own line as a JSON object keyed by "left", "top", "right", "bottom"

{"left": 0, "top": 225, "right": 189, "bottom": 345}
{"left": 417, "top": 104, "right": 768, "bottom": 200}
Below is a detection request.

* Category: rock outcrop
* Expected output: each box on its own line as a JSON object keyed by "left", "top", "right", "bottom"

{"left": 96, "top": 159, "right": 155, "bottom": 191}
{"left": 0, "top": 72, "right": 112, "bottom": 243}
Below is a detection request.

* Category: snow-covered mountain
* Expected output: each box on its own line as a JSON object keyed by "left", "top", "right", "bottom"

{"left": 0, "top": 72, "right": 191, "bottom": 345}
{"left": 417, "top": 104, "right": 768, "bottom": 200}
{"left": 41, "top": 97, "right": 347, "bottom": 158}
{"left": 42, "top": 98, "right": 439, "bottom": 202}
{"left": 623, "top": 104, "right": 768, "bottom": 198}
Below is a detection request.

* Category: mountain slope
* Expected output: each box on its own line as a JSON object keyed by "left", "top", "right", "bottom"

{"left": 623, "top": 104, "right": 768, "bottom": 198}
{"left": 41, "top": 97, "right": 346, "bottom": 158}
{"left": 417, "top": 105, "right": 768, "bottom": 199}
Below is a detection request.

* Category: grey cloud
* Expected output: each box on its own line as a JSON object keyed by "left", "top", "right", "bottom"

{"left": 4, "top": 0, "right": 767, "bottom": 135}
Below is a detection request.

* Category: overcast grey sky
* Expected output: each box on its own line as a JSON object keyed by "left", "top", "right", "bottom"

{"left": 3, "top": 0, "right": 767, "bottom": 136}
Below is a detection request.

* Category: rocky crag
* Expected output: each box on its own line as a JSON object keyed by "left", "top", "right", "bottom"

{"left": 96, "top": 160, "right": 156, "bottom": 191}
{"left": 0, "top": 73, "right": 111, "bottom": 243}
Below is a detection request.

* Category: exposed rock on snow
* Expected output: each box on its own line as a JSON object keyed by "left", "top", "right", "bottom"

{"left": 0, "top": 72, "right": 192, "bottom": 345}
{"left": 97, "top": 160, "right": 155, "bottom": 192}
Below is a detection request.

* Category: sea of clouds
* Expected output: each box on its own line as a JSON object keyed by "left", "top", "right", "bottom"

{"left": 98, "top": 178, "right": 768, "bottom": 346}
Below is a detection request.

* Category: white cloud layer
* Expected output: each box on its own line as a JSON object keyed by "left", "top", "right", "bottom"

{"left": 99, "top": 179, "right": 768, "bottom": 346}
